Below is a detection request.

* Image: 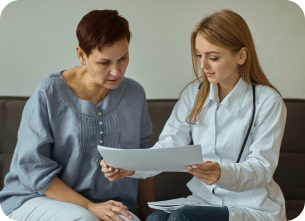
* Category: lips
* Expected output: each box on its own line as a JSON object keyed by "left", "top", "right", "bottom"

{"left": 107, "top": 78, "right": 119, "bottom": 82}
{"left": 206, "top": 72, "right": 215, "bottom": 77}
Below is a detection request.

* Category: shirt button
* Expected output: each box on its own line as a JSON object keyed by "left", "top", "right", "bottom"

{"left": 100, "top": 140, "right": 103, "bottom": 144}
{"left": 209, "top": 146, "right": 213, "bottom": 150}
{"left": 99, "top": 122, "right": 102, "bottom": 125}
{"left": 210, "top": 132, "right": 214, "bottom": 137}
{"left": 99, "top": 112, "right": 102, "bottom": 115}
{"left": 100, "top": 131, "right": 103, "bottom": 134}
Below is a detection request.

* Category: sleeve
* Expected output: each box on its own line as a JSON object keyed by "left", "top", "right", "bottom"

{"left": 15, "top": 86, "right": 62, "bottom": 194}
{"left": 128, "top": 83, "right": 197, "bottom": 179}
{"left": 214, "top": 94, "right": 287, "bottom": 192}
{"left": 153, "top": 83, "right": 196, "bottom": 148}
{"left": 139, "top": 93, "right": 152, "bottom": 149}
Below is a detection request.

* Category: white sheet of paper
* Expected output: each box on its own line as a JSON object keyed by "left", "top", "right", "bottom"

{"left": 148, "top": 198, "right": 200, "bottom": 206}
{"left": 97, "top": 145, "right": 203, "bottom": 172}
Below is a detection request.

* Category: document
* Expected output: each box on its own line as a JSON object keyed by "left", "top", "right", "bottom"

{"left": 148, "top": 198, "right": 201, "bottom": 213}
{"left": 97, "top": 145, "right": 203, "bottom": 172}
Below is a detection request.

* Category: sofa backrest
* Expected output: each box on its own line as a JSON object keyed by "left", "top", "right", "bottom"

{"left": 0, "top": 97, "right": 304, "bottom": 219}
{"left": 147, "top": 99, "right": 305, "bottom": 220}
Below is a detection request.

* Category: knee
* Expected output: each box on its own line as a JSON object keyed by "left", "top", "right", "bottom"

{"left": 66, "top": 207, "right": 99, "bottom": 221}
{"left": 146, "top": 210, "right": 169, "bottom": 221}
{"left": 168, "top": 209, "right": 189, "bottom": 221}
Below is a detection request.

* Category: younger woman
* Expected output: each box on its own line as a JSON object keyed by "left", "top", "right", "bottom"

{"left": 102, "top": 9, "right": 287, "bottom": 221}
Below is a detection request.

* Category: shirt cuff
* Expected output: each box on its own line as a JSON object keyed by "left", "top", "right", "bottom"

{"left": 127, "top": 171, "right": 161, "bottom": 179}
{"left": 127, "top": 170, "right": 143, "bottom": 179}
{"left": 214, "top": 164, "right": 230, "bottom": 188}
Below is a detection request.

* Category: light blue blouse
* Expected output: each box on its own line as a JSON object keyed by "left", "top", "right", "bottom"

{"left": 0, "top": 72, "right": 152, "bottom": 216}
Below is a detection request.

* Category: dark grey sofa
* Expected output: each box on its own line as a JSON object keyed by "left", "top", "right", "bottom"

{"left": 0, "top": 97, "right": 304, "bottom": 220}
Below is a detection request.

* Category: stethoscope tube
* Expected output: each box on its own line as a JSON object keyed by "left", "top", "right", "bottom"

{"left": 236, "top": 85, "right": 255, "bottom": 163}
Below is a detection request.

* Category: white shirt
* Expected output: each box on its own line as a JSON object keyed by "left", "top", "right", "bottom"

{"left": 131, "top": 78, "right": 287, "bottom": 221}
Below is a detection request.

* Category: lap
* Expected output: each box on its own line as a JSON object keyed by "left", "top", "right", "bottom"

{"left": 8, "top": 196, "right": 99, "bottom": 221}
{"left": 146, "top": 206, "right": 229, "bottom": 221}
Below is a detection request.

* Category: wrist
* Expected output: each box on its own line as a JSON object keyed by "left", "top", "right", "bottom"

{"left": 87, "top": 201, "right": 95, "bottom": 212}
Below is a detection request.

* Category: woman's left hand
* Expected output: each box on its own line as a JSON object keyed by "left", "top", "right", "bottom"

{"left": 186, "top": 161, "right": 221, "bottom": 185}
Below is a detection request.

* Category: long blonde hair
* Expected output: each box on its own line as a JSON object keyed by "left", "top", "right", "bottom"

{"left": 187, "top": 9, "right": 278, "bottom": 124}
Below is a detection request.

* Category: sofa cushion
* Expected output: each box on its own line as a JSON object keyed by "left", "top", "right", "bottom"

{"left": 0, "top": 97, "right": 304, "bottom": 220}
{"left": 0, "top": 97, "right": 28, "bottom": 189}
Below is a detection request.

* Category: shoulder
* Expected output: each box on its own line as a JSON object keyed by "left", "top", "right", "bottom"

{"left": 121, "top": 77, "right": 147, "bottom": 111}
{"left": 123, "top": 77, "right": 146, "bottom": 99}
{"left": 254, "top": 85, "right": 287, "bottom": 123}
{"left": 32, "top": 72, "right": 61, "bottom": 98}
{"left": 26, "top": 72, "right": 64, "bottom": 112}
{"left": 255, "top": 84, "right": 284, "bottom": 106}
{"left": 124, "top": 77, "right": 146, "bottom": 95}
{"left": 180, "top": 80, "right": 201, "bottom": 103}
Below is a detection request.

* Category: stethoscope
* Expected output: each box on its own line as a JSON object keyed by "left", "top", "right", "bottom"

{"left": 186, "top": 83, "right": 256, "bottom": 163}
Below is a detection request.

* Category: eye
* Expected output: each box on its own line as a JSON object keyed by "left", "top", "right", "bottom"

{"left": 196, "top": 55, "right": 202, "bottom": 58}
{"left": 119, "top": 57, "right": 127, "bottom": 61}
{"left": 210, "top": 57, "right": 219, "bottom": 61}
{"left": 100, "top": 62, "right": 109, "bottom": 65}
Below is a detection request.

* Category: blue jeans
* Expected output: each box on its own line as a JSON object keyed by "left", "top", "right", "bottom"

{"left": 146, "top": 206, "right": 229, "bottom": 221}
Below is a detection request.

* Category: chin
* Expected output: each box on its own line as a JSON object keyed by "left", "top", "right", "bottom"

{"left": 206, "top": 78, "right": 218, "bottom": 85}
{"left": 104, "top": 78, "right": 123, "bottom": 89}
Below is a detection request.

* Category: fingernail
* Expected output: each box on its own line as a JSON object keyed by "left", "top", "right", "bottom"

{"left": 109, "top": 168, "right": 112, "bottom": 171}
{"left": 192, "top": 165, "right": 197, "bottom": 168}
{"left": 115, "top": 169, "right": 118, "bottom": 172}
{"left": 187, "top": 167, "right": 192, "bottom": 170}
{"left": 120, "top": 169, "right": 123, "bottom": 172}
{"left": 185, "top": 169, "right": 189, "bottom": 172}
{"left": 129, "top": 215, "right": 133, "bottom": 219}
{"left": 104, "top": 164, "right": 106, "bottom": 168}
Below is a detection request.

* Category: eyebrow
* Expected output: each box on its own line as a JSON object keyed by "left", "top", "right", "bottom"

{"left": 98, "top": 52, "right": 129, "bottom": 61}
{"left": 196, "top": 49, "right": 220, "bottom": 54}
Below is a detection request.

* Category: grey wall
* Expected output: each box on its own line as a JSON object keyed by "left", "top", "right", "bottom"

{"left": 0, "top": 0, "right": 304, "bottom": 99}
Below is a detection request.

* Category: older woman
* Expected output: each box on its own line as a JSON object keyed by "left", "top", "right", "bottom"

{"left": 0, "top": 10, "right": 154, "bottom": 221}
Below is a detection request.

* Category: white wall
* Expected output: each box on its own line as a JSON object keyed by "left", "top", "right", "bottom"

{"left": 0, "top": 0, "right": 304, "bottom": 99}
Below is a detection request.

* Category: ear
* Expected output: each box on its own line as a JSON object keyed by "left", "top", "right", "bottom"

{"left": 238, "top": 47, "right": 247, "bottom": 65}
{"left": 76, "top": 46, "right": 87, "bottom": 65}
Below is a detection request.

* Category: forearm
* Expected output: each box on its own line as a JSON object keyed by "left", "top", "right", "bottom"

{"left": 137, "top": 177, "right": 156, "bottom": 220}
{"left": 43, "top": 177, "right": 92, "bottom": 210}
{"left": 215, "top": 160, "right": 273, "bottom": 192}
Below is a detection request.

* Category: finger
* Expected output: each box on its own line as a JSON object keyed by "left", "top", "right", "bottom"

{"left": 105, "top": 211, "right": 124, "bottom": 221}
{"left": 101, "top": 159, "right": 109, "bottom": 168}
{"left": 111, "top": 205, "right": 132, "bottom": 220}
{"left": 109, "top": 200, "right": 128, "bottom": 210}
{"left": 107, "top": 173, "right": 124, "bottom": 182}
{"left": 190, "top": 168, "right": 215, "bottom": 175}
{"left": 190, "top": 170, "right": 219, "bottom": 184}
{"left": 195, "top": 162, "right": 218, "bottom": 171}
{"left": 102, "top": 166, "right": 121, "bottom": 173}
{"left": 104, "top": 171, "right": 121, "bottom": 178}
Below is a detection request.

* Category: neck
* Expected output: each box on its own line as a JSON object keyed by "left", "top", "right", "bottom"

{"left": 217, "top": 74, "right": 240, "bottom": 103}
{"left": 74, "top": 66, "right": 111, "bottom": 104}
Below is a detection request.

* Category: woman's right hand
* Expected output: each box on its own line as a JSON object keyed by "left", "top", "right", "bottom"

{"left": 100, "top": 159, "right": 135, "bottom": 182}
{"left": 88, "top": 200, "right": 132, "bottom": 221}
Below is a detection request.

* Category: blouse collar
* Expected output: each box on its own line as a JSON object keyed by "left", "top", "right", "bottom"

{"left": 51, "top": 71, "right": 127, "bottom": 117}
{"left": 205, "top": 78, "right": 250, "bottom": 117}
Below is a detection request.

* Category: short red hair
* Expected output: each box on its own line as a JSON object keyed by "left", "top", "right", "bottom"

{"left": 76, "top": 10, "right": 131, "bottom": 56}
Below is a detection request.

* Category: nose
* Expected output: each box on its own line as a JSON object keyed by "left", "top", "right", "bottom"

{"left": 110, "top": 63, "right": 121, "bottom": 77}
{"left": 200, "top": 58, "right": 209, "bottom": 70}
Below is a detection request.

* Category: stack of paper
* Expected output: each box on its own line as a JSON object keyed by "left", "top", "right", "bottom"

{"left": 97, "top": 145, "right": 203, "bottom": 172}
{"left": 148, "top": 198, "right": 200, "bottom": 213}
